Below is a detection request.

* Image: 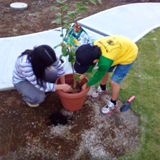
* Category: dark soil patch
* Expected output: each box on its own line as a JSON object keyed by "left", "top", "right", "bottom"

{"left": 0, "top": 87, "right": 139, "bottom": 160}
{"left": 45, "top": 112, "right": 71, "bottom": 126}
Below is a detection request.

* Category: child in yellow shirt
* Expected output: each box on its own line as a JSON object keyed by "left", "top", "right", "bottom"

{"left": 74, "top": 36, "right": 138, "bottom": 114}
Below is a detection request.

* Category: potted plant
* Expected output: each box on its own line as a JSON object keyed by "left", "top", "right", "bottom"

{"left": 52, "top": 0, "right": 101, "bottom": 111}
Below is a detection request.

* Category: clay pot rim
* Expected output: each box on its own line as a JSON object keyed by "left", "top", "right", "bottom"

{"left": 55, "top": 73, "right": 90, "bottom": 98}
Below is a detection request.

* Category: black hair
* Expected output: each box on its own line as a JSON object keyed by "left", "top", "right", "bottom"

{"left": 20, "top": 45, "right": 57, "bottom": 87}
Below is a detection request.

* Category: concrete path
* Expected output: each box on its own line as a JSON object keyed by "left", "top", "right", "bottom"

{"left": 0, "top": 2, "right": 160, "bottom": 91}
{"left": 79, "top": 3, "right": 160, "bottom": 42}
{"left": 0, "top": 28, "right": 103, "bottom": 91}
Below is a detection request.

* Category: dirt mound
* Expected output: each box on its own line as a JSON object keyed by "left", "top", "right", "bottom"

{"left": 0, "top": 87, "right": 138, "bottom": 160}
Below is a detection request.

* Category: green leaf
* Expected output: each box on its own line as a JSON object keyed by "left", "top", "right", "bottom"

{"left": 51, "top": 19, "right": 61, "bottom": 24}
{"left": 67, "top": 11, "right": 76, "bottom": 17}
{"left": 63, "top": 19, "right": 70, "bottom": 25}
{"left": 79, "top": 7, "right": 88, "bottom": 12}
{"left": 64, "top": 15, "right": 70, "bottom": 19}
{"left": 75, "top": 8, "right": 80, "bottom": 13}
{"left": 69, "top": 48, "right": 76, "bottom": 63}
{"left": 82, "top": 2, "right": 88, "bottom": 6}
{"left": 59, "top": 54, "right": 63, "bottom": 59}
{"left": 54, "top": 29, "right": 61, "bottom": 32}
{"left": 62, "top": 24, "right": 70, "bottom": 29}
{"left": 52, "top": 6, "right": 59, "bottom": 10}
{"left": 65, "top": 27, "right": 70, "bottom": 33}
{"left": 68, "top": 11, "right": 76, "bottom": 14}
{"left": 68, "top": 55, "right": 75, "bottom": 63}
{"left": 62, "top": 46, "right": 69, "bottom": 56}
{"left": 55, "top": 12, "right": 62, "bottom": 18}
{"left": 51, "top": 20, "right": 56, "bottom": 24}
{"left": 75, "top": 16, "right": 82, "bottom": 21}
{"left": 74, "top": 74, "right": 81, "bottom": 81}
{"left": 77, "top": 13, "right": 82, "bottom": 16}
{"left": 75, "top": 2, "right": 81, "bottom": 6}
{"left": 56, "top": 0, "right": 67, "bottom": 4}
{"left": 61, "top": 42, "right": 66, "bottom": 47}
{"left": 54, "top": 43, "right": 61, "bottom": 49}
{"left": 62, "top": 5, "right": 69, "bottom": 12}
{"left": 66, "top": 41, "right": 73, "bottom": 48}
{"left": 89, "top": 0, "right": 96, "bottom": 5}
{"left": 70, "top": 48, "right": 76, "bottom": 57}
{"left": 97, "top": 0, "right": 102, "bottom": 4}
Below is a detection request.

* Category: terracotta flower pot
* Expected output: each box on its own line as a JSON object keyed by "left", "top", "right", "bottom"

{"left": 55, "top": 73, "right": 90, "bottom": 111}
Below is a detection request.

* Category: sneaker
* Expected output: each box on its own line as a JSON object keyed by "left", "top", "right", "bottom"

{"left": 101, "top": 101, "right": 118, "bottom": 114}
{"left": 25, "top": 102, "right": 39, "bottom": 107}
{"left": 92, "top": 86, "right": 108, "bottom": 98}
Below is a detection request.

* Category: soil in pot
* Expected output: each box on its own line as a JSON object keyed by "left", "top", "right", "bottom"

{"left": 70, "top": 82, "right": 81, "bottom": 93}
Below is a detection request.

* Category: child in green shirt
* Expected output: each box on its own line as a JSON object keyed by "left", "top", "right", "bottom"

{"left": 74, "top": 36, "right": 138, "bottom": 114}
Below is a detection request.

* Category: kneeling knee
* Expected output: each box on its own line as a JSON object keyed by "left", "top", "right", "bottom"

{"left": 37, "top": 92, "right": 46, "bottom": 103}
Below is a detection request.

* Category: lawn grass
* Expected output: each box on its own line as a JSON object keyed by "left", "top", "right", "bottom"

{"left": 87, "top": 27, "right": 160, "bottom": 160}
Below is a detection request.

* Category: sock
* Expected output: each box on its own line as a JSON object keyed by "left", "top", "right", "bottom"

{"left": 110, "top": 99, "right": 117, "bottom": 105}
{"left": 100, "top": 84, "right": 106, "bottom": 91}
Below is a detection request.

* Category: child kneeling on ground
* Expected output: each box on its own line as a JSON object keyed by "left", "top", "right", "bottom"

{"left": 12, "top": 45, "right": 73, "bottom": 107}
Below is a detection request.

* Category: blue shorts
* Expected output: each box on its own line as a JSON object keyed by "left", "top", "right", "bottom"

{"left": 108, "top": 61, "right": 134, "bottom": 84}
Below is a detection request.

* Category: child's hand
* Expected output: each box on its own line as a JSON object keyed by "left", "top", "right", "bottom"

{"left": 61, "top": 84, "right": 73, "bottom": 92}
{"left": 79, "top": 74, "right": 85, "bottom": 81}
{"left": 80, "top": 73, "right": 88, "bottom": 81}
{"left": 81, "top": 83, "right": 88, "bottom": 91}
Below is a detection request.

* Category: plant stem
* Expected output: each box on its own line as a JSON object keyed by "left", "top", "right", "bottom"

{"left": 71, "top": 62, "right": 77, "bottom": 89}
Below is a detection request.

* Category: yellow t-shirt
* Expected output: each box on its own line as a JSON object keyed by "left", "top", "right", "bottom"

{"left": 94, "top": 36, "right": 138, "bottom": 66}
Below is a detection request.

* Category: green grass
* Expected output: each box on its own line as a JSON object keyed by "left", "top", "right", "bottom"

{"left": 87, "top": 27, "right": 160, "bottom": 160}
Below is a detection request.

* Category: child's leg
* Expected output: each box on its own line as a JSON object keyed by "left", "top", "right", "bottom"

{"left": 14, "top": 67, "right": 58, "bottom": 106}
{"left": 92, "top": 72, "right": 109, "bottom": 98}
{"left": 92, "top": 67, "right": 114, "bottom": 98}
{"left": 100, "top": 64, "right": 117, "bottom": 85}
{"left": 101, "top": 61, "right": 134, "bottom": 114}
{"left": 110, "top": 61, "right": 135, "bottom": 101}
{"left": 101, "top": 72, "right": 109, "bottom": 85}
{"left": 14, "top": 81, "right": 46, "bottom": 105}
{"left": 110, "top": 80, "right": 120, "bottom": 101}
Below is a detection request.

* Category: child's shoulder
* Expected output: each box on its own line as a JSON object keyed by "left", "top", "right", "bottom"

{"left": 17, "top": 55, "right": 31, "bottom": 66}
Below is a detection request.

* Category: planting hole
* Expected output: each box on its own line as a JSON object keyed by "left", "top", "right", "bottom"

{"left": 45, "top": 112, "right": 71, "bottom": 126}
